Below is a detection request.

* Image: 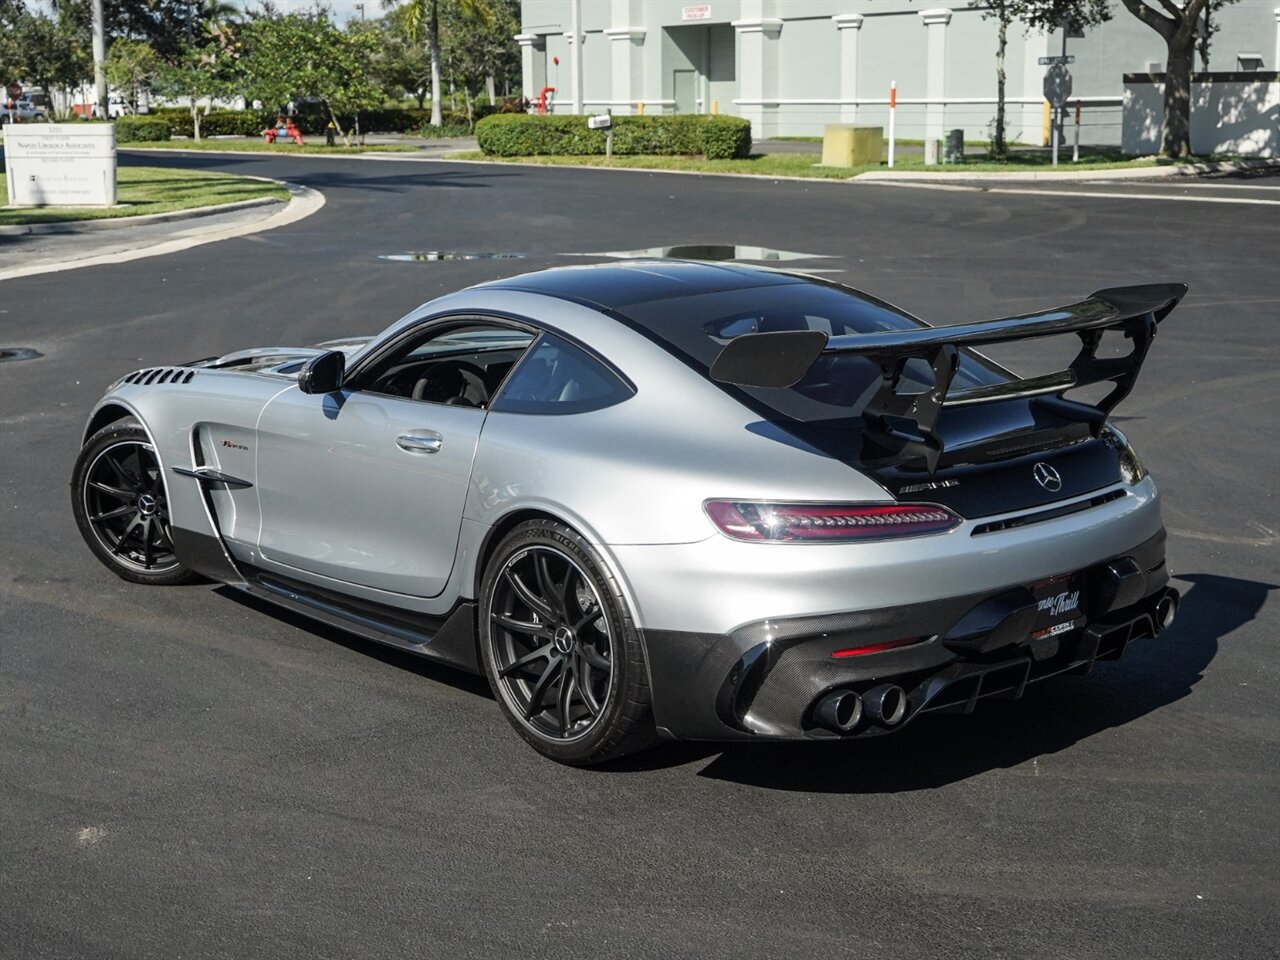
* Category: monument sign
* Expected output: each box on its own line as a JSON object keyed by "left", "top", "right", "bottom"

{"left": 4, "top": 124, "right": 118, "bottom": 207}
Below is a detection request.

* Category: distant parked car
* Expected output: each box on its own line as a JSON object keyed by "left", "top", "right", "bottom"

{"left": 1, "top": 96, "right": 47, "bottom": 123}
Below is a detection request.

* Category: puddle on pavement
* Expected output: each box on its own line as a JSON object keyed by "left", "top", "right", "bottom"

{"left": 572, "top": 244, "right": 834, "bottom": 262}
{"left": 378, "top": 252, "right": 528, "bottom": 262}
{"left": 0, "top": 348, "right": 42, "bottom": 363}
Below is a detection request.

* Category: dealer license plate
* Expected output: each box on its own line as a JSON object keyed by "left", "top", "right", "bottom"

{"left": 1029, "top": 572, "right": 1086, "bottom": 643}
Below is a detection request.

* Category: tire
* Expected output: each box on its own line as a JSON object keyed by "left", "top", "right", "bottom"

{"left": 71, "top": 420, "right": 197, "bottom": 586}
{"left": 479, "top": 520, "right": 657, "bottom": 765}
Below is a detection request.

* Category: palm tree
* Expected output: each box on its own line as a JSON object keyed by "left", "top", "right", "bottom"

{"left": 385, "top": 0, "right": 490, "bottom": 127}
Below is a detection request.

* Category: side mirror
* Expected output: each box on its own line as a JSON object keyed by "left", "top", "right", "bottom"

{"left": 298, "top": 350, "right": 346, "bottom": 394}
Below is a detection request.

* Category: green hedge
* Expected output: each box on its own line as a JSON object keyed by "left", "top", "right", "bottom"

{"left": 148, "top": 105, "right": 487, "bottom": 138}
{"left": 475, "top": 114, "right": 752, "bottom": 159}
{"left": 113, "top": 116, "right": 172, "bottom": 142}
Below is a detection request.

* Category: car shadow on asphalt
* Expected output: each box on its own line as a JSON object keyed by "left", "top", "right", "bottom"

{"left": 215, "top": 573, "right": 1269, "bottom": 788}
{"left": 600, "top": 573, "right": 1273, "bottom": 790}
{"left": 213, "top": 585, "right": 494, "bottom": 699}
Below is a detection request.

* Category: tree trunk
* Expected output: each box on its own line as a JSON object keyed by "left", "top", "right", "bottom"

{"left": 1160, "top": 40, "right": 1194, "bottom": 158}
{"left": 428, "top": 0, "right": 442, "bottom": 127}
{"left": 994, "top": 7, "right": 1008, "bottom": 159}
{"left": 328, "top": 102, "right": 351, "bottom": 146}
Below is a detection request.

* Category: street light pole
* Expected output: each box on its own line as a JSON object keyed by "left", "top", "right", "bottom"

{"left": 92, "top": 0, "right": 108, "bottom": 119}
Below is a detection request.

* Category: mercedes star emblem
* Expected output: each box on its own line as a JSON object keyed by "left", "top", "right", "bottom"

{"left": 1033, "top": 462, "right": 1063, "bottom": 492}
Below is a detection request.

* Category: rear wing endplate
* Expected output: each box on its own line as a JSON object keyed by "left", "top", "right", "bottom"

{"left": 710, "top": 282, "right": 1187, "bottom": 473}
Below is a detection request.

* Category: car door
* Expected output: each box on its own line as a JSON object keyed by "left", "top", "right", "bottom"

{"left": 253, "top": 319, "right": 533, "bottom": 597}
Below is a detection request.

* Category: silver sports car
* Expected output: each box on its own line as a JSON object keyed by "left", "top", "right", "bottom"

{"left": 72, "top": 262, "right": 1186, "bottom": 764}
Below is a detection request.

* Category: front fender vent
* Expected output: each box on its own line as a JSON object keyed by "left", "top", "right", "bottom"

{"left": 121, "top": 367, "right": 197, "bottom": 385}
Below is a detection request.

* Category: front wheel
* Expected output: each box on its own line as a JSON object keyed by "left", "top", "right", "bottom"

{"left": 71, "top": 421, "right": 197, "bottom": 586}
{"left": 479, "top": 520, "right": 656, "bottom": 765}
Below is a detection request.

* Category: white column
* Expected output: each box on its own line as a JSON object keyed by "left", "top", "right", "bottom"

{"left": 918, "top": 7, "right": 952, "bottom": 154}
{"left": 833, "top": 14, "right": 864, "bottom": 124}
{"left": 1274, "top": 8, "right": 1280, "bottom": 72}
{"left": 515, "top": 34, "right": 538, "bottom": 108}
{"left": 604, "top": 28, "right": 646, "bottom": 114}
{"left": 570, "top": 0, "right": 583, "bottom": 115}
{"left": 1021, "top": 26, "right": 1050, "bottom": 145}
{"left": 732, "top": 18, "right": 783, "bottom": 139}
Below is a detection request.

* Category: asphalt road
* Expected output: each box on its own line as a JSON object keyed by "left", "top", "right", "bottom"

{"left": 2, "top": 154, "right": 1278, "bottom": 960}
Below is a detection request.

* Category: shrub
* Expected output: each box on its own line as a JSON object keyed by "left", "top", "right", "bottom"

{"left": 475, "top": 114, "right": 753, "bottom": 159}
{"left": 700, "top": 115, "right": 754, "bottom": 159}
{"left": 113, "top": 115, "right": 172, "bottom": 142}
{"left": 147, "top": 106, "right": 435, "bottom": 138}
{"left": 147, "top": 108, "right": 271, "bottom": 138}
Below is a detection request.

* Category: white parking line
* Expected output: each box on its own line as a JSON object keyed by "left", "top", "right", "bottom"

{"left": 877, "top": 181, "right": 1280, "bottom": 205}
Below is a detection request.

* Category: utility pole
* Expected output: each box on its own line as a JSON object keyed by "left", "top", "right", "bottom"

{"left": 570, "top": 0, "right": 583, "bottom": 115}
{"left": 92, "top": 0, "right": 108, "bottom": 120}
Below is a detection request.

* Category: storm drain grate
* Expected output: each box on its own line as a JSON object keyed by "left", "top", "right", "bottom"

{"left": 378, "top": 252, "right": 528, "bottom": 262}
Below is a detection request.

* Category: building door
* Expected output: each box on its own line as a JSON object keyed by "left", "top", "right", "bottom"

{"left": 673, "top": 69, "right": 696, "bottom": 115}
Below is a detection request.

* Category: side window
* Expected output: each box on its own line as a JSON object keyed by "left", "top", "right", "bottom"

{"left": 361, "top": 322, "right": 535, "bottom": 408}
{"left": 489, "top": 334, "right": 634, "bottom": 415}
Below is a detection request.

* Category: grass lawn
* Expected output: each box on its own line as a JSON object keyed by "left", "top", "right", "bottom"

{"left": 443, "top": 149, "right": 1173, "bottom": 179}
{"left": 1, "top": 166, "right": 290, "bottom": 226}
{"left": 121, "top": 138, "right": 420, "bottom": 155}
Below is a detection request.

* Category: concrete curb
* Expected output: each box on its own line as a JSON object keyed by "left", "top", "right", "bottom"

{"left": 0, "top": 181, "right": 325, "bottom": 282}
{"left": 0, "top": 195, "right": 281, "bottom": 237}
{"left": 854, "top": 157, "right": 1280, "bottom": 182}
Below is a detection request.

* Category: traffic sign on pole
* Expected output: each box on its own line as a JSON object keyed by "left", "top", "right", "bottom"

{"left": 1043, "top": 64, "right": 1073, "bottom": 108}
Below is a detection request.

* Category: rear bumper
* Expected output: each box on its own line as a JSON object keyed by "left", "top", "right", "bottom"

{"left": 642, "top": 528, "right": 1172, "bottom": 741}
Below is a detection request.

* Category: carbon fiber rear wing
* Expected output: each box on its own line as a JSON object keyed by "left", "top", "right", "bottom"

{"left": 710, "top": 282, "right": 1188, "bottom": 473}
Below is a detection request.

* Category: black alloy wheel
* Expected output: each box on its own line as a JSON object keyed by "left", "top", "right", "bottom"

{"left": 480, "top": 520, "right": 655, "bottom": 764}
{"left": 71, "top": 421, "right": 196, "bottom": 585}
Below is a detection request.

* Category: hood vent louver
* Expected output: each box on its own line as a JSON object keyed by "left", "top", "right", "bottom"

{"left": 122, "top": 367, "right": 197, "bottom": 385}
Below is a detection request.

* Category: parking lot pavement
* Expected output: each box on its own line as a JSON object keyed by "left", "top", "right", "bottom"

{"left": 1, "top": 154, "right": 1277, "bottom": 960}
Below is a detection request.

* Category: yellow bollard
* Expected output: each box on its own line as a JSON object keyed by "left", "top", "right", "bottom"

{"left": 637, "top": 101, "right": 645, "bottom": 115}
{"left": 1042, "top": 100, "right": 1051, "bottom": 147}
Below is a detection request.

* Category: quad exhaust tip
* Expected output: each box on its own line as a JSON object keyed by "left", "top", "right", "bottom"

{"left": 1155, "top": 593, "right": 1178, "bottom": 633}
{"left": 863, "top": 684, "right": 908, "bottom": 727}
{"left": 814, "top": 689, "right": 863, "bottom": 734}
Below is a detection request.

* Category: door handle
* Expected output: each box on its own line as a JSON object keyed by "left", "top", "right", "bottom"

{"left": 396, "top": 431, "right": 443, "bottom": 454}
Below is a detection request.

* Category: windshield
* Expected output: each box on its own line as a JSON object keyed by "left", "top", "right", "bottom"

{"left": 622, "top": 283, "right": 1005, "bottom": 423}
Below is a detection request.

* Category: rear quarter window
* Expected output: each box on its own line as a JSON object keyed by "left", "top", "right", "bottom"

{"left": 489, "top": 334, "right": 634, "bottom": 415}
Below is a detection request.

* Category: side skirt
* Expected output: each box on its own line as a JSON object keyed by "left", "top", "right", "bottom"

{"left": 239, "top": 566, "right": 482, "bottom": 674}
{"left": 172, "top": 529, "right": 480, "bottom": 674}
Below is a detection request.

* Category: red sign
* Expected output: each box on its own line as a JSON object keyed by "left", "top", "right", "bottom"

{"left": 5, "top": 81, "right": 22, "bottom": 100}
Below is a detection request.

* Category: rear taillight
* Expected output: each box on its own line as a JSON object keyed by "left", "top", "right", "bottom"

{"left": 704, "top": 501, "right": 961, "bottom": 543}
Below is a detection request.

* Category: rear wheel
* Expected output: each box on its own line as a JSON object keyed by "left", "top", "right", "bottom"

{"left": 71, "top": 421, "right": 196, "bottom": 585}
{"left": 479, "top": 520, "right": 656, "bottom": 765}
